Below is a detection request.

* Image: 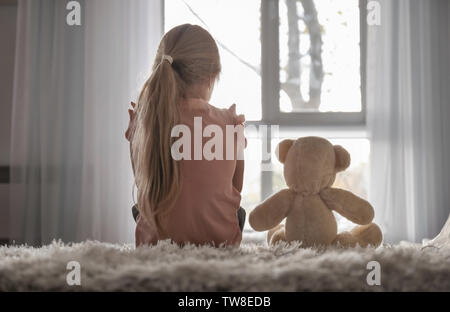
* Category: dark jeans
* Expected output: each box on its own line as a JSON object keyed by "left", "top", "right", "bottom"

{"left": 132, "top": 205, "right": 246, "bottom": 232}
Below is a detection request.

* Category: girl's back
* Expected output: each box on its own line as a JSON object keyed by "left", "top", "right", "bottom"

{"left": 135, "top": 98, "right": 244, "bottom": 246}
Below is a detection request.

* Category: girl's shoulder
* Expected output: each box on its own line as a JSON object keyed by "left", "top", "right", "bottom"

{"left": 180, "top": 98, "right": 245, "bottom": 125}
{"left": 208, "top": 103, "right": 245, "bottom": 126}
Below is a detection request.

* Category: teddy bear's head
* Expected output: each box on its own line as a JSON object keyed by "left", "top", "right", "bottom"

{"left": 275, "top": 136, "right": 350, "bottom": 195}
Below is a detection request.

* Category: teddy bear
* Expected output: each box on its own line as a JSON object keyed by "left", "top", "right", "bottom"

{"left": 249, "top": 136, "right": 382, "bottom": 248}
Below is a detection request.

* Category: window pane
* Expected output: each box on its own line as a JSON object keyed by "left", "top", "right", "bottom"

{"left": 165, "top": 0, "right": 262, "bottom": 120}
{"left": 279, "top": 0, "right": 361, "bottom": 113}
{"left": 242, "top": 136, "right": 262, "bottom": 211}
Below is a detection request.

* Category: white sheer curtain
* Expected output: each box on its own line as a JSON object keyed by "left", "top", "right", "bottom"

{"left": 10, "top": 0, "right": 162, "bottom": 245}
{"left": 367, "top": 0, "right": 450, "bottom": 243}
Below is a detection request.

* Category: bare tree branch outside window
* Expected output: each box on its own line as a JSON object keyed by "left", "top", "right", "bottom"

{"left": 283, "top": 0, "right": 324, "bottom": 110}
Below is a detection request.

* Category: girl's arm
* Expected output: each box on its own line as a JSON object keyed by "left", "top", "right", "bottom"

{"left": 233, "top": 159, "right": 244, "bottom": 192}
{"left": 228, "top": 104, "right": 246, "bottom": 193}
{"left": 125, "top": 101, "right": 137, "bottom": 176}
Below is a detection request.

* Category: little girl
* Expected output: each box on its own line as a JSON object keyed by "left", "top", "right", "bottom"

{"left": 125, "top": 24, "right": 246, "bottom": 247}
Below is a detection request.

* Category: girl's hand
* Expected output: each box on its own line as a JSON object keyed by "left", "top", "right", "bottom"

{"left": 125, "top": 101, "right": 137, "bottom": 142}
{"left": 229, "top": 103, "right": 245, "bottom": 125}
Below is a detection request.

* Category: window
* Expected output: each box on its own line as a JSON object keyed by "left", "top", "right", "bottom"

{"left": 279, "top": 0, "right": 362, "bottom": 113}
{"left": 260, "top": 0, "right": 366, "bottom": 126}
{"left": 164, "top": 0, "right": 262, "bottom": 121}
{"left": 164, "top": 0, "right": 368, "bottom": 231}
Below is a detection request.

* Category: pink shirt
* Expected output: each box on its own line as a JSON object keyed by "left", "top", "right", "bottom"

{"left": 135, "top": 98, "right": 245, "bottom": 247}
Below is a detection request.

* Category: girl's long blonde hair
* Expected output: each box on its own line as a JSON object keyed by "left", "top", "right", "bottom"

{"left": 132, "top": 24, "right": 221, "bottom": 234}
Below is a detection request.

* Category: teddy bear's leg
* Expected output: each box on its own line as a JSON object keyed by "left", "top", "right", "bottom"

{"left": 269, "top": 228, "right": 286, "bottom": 245}
{"left": 350, "top": 223, "right": 383, "bottom": 247}
{"left": 267, "top": 223, "right": 286, "bottom": 245}
{"left": 333, "top": 223, "right": 382, "bottom": 248}
{"left": 267, "top": 223, "right": 283, "bottom": 244}
{"left": 332, "top": 231, "right": 359, "bottom": 247}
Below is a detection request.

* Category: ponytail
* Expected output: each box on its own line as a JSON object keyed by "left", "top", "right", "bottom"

{"left": 132, "top": 56, "right": 182, "bottom": 235}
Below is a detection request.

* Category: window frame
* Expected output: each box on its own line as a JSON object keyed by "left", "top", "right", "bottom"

{"left": 257, "top": 0, "right": 368, "bottom": 127}
{"left": 257, "top": 0, "right": 368, "bottom": 199}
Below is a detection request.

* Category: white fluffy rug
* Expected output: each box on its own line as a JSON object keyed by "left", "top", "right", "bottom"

{"left": 1, "top": 231, "right": 450, "bottom": 291}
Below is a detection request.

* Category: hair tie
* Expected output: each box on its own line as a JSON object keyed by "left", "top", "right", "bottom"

{"left": 162, "top": 54, "right": 173, "bottom": 65}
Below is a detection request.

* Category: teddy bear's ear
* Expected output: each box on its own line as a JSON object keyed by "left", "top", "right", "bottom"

{"left": 334, "top": 145, "right": 351, "bottom": 172}
{"left": 276, "top": 139, "right": 294, "bottom": 164}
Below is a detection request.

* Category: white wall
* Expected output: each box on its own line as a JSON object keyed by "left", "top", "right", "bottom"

{"left": 0, "top": 2, "right": 17, "bottom": 241}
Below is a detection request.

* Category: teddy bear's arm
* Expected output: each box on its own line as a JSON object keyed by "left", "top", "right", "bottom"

{"left": 320, "top": 188, "right": 374, "bottom": 225}
{"left": 249, "top": 189, "right": 295, "bottom": 231}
